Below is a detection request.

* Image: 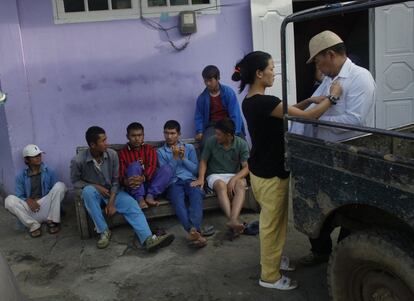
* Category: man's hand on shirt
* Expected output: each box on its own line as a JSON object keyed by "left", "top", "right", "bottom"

{"left": 27, "top": 198, "right": 40, "bottom": 213}
{"left": 329, "top": 81, "right": 343, "bottom": 99}
{"left": 195, "top": 133, "right": 203, "bottom": 142}
{"left": 94, "top": 184, "right": 110, "bottom": 197}
{"left": 172, "top": 145, "right": 181, "bottom": 160}
{"left": 179, "top": 146, "right": 185, "bottom": 160}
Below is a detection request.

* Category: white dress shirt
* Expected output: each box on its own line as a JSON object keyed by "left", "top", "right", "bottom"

{"left": 290, "top": 58, "right": 376, "bottom": 142}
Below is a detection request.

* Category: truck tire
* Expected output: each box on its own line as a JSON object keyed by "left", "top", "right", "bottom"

{"left": 328, "top": 231, "right": 414, "bottom": 301}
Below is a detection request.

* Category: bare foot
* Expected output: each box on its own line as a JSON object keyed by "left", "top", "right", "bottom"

{"left": 139, "top": 199, "right": 148, "bottom": 209}
{"left": 145, "top": 196, "right": 159, "bottom": 207}
{"left": 187, "top": 228, "right": 207, "bottom": 248}
{"left": 226, "top": 221, "right": 245, "bottom": 234}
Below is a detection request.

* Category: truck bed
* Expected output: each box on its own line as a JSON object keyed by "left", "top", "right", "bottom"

{"left": 287, "top": 123, "right": 414, "bottom": 238}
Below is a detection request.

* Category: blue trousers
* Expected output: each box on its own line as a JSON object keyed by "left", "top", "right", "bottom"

{"left": 166, "top": 179, "right": 204, "bottom": 232}
{"left": 82, "top": 185, "right": 152, "bottom": 244}
{"left": 127, "top": 163, "right": 172, "bottom": 200}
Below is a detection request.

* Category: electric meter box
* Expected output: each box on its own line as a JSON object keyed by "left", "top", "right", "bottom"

{"left": 179, "top": 11, "right": 197, "bottom": 35}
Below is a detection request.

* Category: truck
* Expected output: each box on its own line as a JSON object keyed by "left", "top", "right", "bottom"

{"left": 280, "top": 1, "right": 414, "bottom": 300}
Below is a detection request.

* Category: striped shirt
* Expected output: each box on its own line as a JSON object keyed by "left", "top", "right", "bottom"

{"left": 118, "top": 143, "right": 157, "bottom": 183}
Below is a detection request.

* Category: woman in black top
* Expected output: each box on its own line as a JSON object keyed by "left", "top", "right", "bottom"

{"left": 232, "top": 51, "right": 341, "bottom": 290}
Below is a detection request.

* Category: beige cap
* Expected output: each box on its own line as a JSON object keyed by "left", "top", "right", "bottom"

{"left": 307, "top": 30, "right": 343, "bottom": 64}
{"left": 22, "top": 144, "right": 44, "bottom": 158}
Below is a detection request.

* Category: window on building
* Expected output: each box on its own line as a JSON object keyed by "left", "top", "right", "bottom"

{"left": 53, "top": 0, "right": 220, "bottom": 24}
{"left": 144, "top": 0, "right": 217, "bottom": 15}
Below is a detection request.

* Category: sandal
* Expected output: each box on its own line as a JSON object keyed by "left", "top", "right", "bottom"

{"left": 280, "top": 255, "right": 296, "bottom": 271}
{"left": 243, "top": 221, "right": 259, "bottom": 236}
{"left": 47, "top": 222, "right": 61, "bottom": 234}
{"left": 30, "top": 228, "right": 42, "bottom": 238}
{"left": 188, "top": 237, "right": 207, "bottom": 248}
{"left": 201, "top": 225, "right": 215, "bottom": 237}
{"left": 187, "top": 228, "right": 207, "bottom": 248}
{"left": 259, "top": 275, "right": 298, "bottom": 290}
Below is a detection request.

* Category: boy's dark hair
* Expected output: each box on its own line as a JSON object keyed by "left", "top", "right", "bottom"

{"left": 85, "top": 126, "right": 105, "bottom": 146}
{"left": 318, "top": 43, "right": 347, "bottom": 57}
{"left": 215, "top": 119, "right": 235, "bottom": 136}
{"left": 202, "top": 65, "right": 220, "bottom": 80}
{"left": 127, "top": 122, "right": 144, "bottom": 134}
{"left": 232, "top": 51, "right": 272, "bottom": 93}
{"left": 164, "top": 120, "right": 181, "bottom": 133}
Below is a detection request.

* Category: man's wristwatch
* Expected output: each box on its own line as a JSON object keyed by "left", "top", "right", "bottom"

{"left": 328, "top": 95, "right": 339, "bottom": 105}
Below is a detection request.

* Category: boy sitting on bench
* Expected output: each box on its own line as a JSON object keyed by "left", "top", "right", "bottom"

{"left": 118, "top": 122, "right": 172, "bottom": 209}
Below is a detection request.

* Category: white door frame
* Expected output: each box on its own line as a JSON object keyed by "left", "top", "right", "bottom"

{"left": 374, "top": 1, "right": 414, "bottom": 129}
{"left": 250, "top": 0, "right": 297, "bottom": 105}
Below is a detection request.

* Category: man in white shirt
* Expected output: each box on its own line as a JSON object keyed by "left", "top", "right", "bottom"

{"left": 296, "top": 31, "right": 376, "bottom": 266}
{"left": 291, "top": 30, "right": 376, "bottom": 142}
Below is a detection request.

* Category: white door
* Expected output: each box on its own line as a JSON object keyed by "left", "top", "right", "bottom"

{"left": 375, "top": 2, "right": 414, "bottom": 129}
{"left": 250, "top": 0, "right": 297, "bottom": 105}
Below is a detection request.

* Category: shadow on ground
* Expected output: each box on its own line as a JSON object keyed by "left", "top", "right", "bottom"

{"left": 0, "top": 196, "right": 330, "bottom": 301}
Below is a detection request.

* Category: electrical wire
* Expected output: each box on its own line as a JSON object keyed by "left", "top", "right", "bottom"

{"left": 140, "top": 16, "right": 191, "bottom": 51}
{"left": 138, "top": 1, "right": 242, "bottom": 51}
{"left": 139, "top": 0, "right": 191, "bottom": 51}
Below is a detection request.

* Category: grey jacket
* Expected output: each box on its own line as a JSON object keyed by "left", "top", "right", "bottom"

{"left": 70, "top": 148, "right": 119, "bottom": 194}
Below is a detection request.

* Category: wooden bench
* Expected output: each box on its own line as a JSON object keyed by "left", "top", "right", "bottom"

{"left": 74, "top": 139, "right": 260, "bottom": 239}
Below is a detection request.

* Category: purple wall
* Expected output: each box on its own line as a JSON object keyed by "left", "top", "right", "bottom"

{"left": 0, "top": 0, "right": 252, "bottom": 193}
{"left": 0, "top": 0, "right": 36, "bottom": 195}
{"left": 0, "top": 106, "right": 14, "bottom": 194}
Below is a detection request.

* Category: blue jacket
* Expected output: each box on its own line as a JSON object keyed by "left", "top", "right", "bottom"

{"left": 15, "top": 163, "right": 57, "bottom": 201}
{"left": 157, "top": 142, "right": 199, "bottom": 184}
{"left": 194, "top": 83, "right": 246, "bottom": 135}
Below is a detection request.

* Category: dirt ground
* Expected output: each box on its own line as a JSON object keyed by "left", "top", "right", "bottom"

{"left": 0, "top": 195, "right": 331, "bottom": 301}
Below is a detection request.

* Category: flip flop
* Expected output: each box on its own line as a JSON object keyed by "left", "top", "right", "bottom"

{"left": 243, "top": 221, "right": 259, "bottom": 236}
{"left": 187, "top": 229, "right": 207, "bottom": 248}
{"left": 30, "top": 228, "right": 42, "bottom": 238}
{"left": 188, "top": 237, "right": 207, "bottom": 248}
{"left": 259, "top": 275, "right": 298, "bottom": 290}
{"left": 201, "top": 225, "right": 215, "bottom": 237}
{"left": 47, "top": 222, "right": 60, "bottom": 234}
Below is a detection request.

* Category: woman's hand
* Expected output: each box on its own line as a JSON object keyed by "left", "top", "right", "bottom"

{"left": 329, "top": 81, "right": 342, "bottom": 98}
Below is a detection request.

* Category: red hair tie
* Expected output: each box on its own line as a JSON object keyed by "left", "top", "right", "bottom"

{"left": 234, "top": 67, "right": 241, "bottom": 73}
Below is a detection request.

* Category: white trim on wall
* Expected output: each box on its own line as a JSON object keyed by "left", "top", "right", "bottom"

{"left": 52, "top": 0, "right": 220, "bottom": 24}
{"left": 142, "top": 0, "right": 219, "bottom": 17}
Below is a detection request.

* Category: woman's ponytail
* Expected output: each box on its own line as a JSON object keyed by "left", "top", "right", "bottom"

{"left": 232, "top": 51, "right": 271, "bottom": 93}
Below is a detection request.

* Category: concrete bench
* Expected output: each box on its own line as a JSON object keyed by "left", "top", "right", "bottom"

{"left": 74, "top": 139, "right": 259, "bottom": 239}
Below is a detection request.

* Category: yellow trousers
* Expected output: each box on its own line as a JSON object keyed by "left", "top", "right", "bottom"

{"left": 250, "top": 172, "right": 289, "bottom": 282}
